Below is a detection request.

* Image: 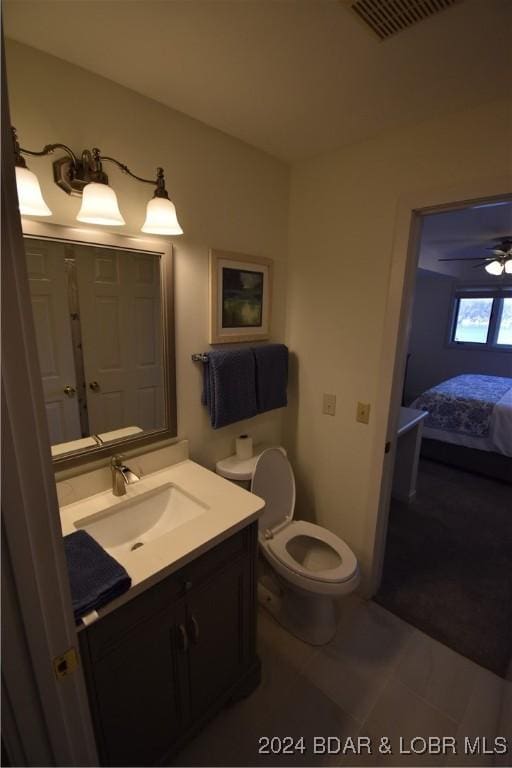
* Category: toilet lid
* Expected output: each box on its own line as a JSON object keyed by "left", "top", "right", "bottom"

{"left": 251, "top": 448, "right": 295, "bottom": 532}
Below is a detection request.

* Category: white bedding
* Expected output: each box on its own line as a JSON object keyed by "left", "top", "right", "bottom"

{"left": 421, "top": 387, "right": 512, "bottom": 458}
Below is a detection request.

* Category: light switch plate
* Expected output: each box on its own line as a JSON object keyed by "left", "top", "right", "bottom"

{"left": 323, "top": 393, "right": 336, "bottom": 416}
{"left": 356, "top": 402, "right": 371, "bottom": 424}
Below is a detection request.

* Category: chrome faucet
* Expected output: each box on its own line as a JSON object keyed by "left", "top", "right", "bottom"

{"left": 111, "top": 455, "right": 140, "bottom": 496}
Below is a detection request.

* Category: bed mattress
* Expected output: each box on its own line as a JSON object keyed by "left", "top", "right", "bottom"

{"left": 411, "top": 374, "right": 512, "bottom": 458}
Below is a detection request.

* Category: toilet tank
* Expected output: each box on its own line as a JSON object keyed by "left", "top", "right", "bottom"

{"left": 215, "top": 444, "right": 286, "bottom": 490}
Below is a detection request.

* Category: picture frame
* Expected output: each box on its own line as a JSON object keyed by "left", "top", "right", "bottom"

{"left": 209, "top": 249, "right": 273, "bottom": 344}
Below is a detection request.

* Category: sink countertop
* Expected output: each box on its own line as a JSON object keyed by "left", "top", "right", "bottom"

{"left": 60, "top": 459, "right": 265, "bottom": 623}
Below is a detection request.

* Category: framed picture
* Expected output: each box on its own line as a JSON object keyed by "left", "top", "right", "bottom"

{"left": 209, "top": 249, "right": 273, "bottom": 344}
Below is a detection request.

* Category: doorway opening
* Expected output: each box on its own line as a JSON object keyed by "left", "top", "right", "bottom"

{"left": 375, "top": 197, "right": 512, "bottom": 678}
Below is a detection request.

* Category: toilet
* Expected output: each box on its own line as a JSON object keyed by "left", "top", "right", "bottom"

{"left": 217, "top": 446, "right": 360, "bottom": 645}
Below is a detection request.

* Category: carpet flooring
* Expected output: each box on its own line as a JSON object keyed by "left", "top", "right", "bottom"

{"left": 376, "top": 459, "right": 512, "bottom": 677}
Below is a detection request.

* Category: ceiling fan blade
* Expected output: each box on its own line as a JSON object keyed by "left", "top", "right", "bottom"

{"left": 438, "top": 257, "right": 493, "bottom": 262}
{"left": 429, "top": 234, "right": 512, "bottom": 245}
{"left": 472, "top": 262, "right": 493, "bottom": 269}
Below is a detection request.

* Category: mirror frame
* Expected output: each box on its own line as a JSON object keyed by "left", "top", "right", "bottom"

{"left": 22, "top": 220, "right": 177, "bottom": 470}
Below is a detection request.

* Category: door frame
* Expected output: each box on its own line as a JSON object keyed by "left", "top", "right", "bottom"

{"left": 1, "top": 40, "right": 98, "bottom": 767}
{"left": 366, "top": 177, "right": 512, "bottom": 597}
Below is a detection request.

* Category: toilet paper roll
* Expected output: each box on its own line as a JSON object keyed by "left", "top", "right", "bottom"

{"left": 236, "top": 434, "right": 253, "bottom": 461}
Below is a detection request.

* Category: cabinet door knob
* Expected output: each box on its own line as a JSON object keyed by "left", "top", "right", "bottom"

{"left": 63, "top": 385, "right": 76, "bottom": 397}
{"left": 177, "top": 624, "right": 189, "bottom": 653}
{"left": 89, "top": 381, "right": 100, "bottom": 392}
{"left": 189, "top": 615, "right": 200, "bottom": 645}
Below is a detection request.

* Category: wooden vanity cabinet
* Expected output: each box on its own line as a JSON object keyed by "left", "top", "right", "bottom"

{"left": 78, "top": 522, "right": 260, "bottom": 767}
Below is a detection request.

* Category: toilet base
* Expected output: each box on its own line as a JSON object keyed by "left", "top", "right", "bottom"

{"left": 258, "top": 579, "right": 337, "bottom": 646}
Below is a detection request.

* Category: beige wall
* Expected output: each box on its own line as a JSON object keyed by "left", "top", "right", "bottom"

{"left": 285, "top": 98, "right": 511, "bottom": 581}
{"left": 5, "top": 39, "right": 289, "bottom": 469}
{"left": 7, "top": 39, "right": 511, "bottom": 586}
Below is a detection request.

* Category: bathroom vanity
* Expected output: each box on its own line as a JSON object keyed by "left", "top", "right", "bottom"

{"left": 79, "top": 522, "right": 259, "bottom": 767}
{"left": 58, "top": 450, "right": 264, "bottom": 767}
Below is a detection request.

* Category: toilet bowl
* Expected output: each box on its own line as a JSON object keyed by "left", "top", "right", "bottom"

{"left": 248, "top": 447, "right": 360, "bottom": 645}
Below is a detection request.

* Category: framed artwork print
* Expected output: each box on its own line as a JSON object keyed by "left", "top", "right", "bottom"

{"left": 209, "top": 249, "right": 273, "bottom": 344}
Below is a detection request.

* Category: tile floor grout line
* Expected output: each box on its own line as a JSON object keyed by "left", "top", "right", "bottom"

{"left": 356, "top": 669, "right": 395, "bottom": 735}
{"left": 452, "top": 667, "right": 483, "bottom": 731}
{"left": 379, "top": 619, "right": 501, "bottom": 729}
{"left": 390, "top": 677, "right": 461, "bottom": 729}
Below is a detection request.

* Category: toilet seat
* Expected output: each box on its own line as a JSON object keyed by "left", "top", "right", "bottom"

{"left": 252, "top": 448, "right": 358, "bottom": 587}
{"left": 267, "top": 520, "right": 358, "bottom": 584}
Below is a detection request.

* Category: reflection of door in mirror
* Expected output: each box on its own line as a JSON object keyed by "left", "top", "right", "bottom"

{"left": 74, "top": 245, "right": 164, "bottom": 435}
{"left": 25, "top": 236, "right": 166, "bottom": 454}
{"left": 25, "top": 240, "right": 82, "bottom": 443}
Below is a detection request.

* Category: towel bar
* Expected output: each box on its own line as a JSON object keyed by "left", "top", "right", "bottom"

{"left": 191, "top": 353, "right": 209, "bottom": 362}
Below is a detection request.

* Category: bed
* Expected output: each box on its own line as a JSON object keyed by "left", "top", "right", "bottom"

{"left": 410, "top": 374, "right": 512, "bottom": 482}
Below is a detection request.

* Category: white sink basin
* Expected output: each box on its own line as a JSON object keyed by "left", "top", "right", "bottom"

{"left": 75, "top": 483, "right": 209, "bottom": 558}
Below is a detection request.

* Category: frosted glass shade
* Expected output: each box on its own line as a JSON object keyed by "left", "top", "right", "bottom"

{"left": 15, "top": 166, "right": 52, "bottom": 216}
{"left": 484, "top": 260, "right": 504, "bottom": 276}
{"left": 505, "top": 259, "right": 512, "bottom": 275}
{"left": 141, "top": 196, "right": 183, "bottom": 235}
{"left": 76, "top": 182, "right": 125, "bottom": 226}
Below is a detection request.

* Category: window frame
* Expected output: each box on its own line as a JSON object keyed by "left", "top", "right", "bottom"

{"left": 448, "top": 286, "right": 512, "bottom": 351}
{"left": 494, "top": 296, "right": 512, "bottom": 348}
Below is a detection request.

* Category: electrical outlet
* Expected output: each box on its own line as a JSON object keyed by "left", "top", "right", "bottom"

{"left": 356, "top": 401, "right": 371, "bottom": 424}
{"left": 322, "top": 393, "right": 336, "bottom": 416}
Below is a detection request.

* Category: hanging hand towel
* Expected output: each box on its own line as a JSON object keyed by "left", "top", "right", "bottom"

{"left": 252, "top": 343, "right": 288, "bottom": 413}
{"left": 202, "top": 348, "right": 258, "bottom": 429}
{"left": 63, "top": 530, "right": 131, "bottom": 622}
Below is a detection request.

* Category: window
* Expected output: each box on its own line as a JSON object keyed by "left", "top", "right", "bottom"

{"left": 496, "top": 297, "right": 512, "bottom": 346}
{"left": 450, "top": 290, "right": 512, "bottom": 348}
{"left": 453, "top": 297, "right": 493, "bottom": 344}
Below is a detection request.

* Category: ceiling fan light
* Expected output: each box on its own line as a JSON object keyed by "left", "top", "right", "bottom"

{"left": 141, "top": 196, "right": 183, "bottom": 236}
{"left": 504, "top": 259, "right": 512, "bottom": 275}
{"left": 15, "top": 166, "right": 52, "bottom": 216}
{"left": 484, "top": 260, "right": 504, "bottom": 276}
{"left": 76, "top": 182, "right": 125, "bottom": 226}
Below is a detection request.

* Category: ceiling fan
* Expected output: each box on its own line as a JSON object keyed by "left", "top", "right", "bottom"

{"left": 438, "top": 236, "right": 512, "bottom": 276}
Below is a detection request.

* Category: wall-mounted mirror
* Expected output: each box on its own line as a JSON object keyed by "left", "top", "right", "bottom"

{"left": 22, "top": 222, "right": 176, "bottom": 467}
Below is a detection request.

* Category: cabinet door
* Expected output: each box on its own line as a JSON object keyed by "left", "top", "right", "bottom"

{"left": 91, "top": 602, "right": 187, "bottom": 767}
{"left": 186, "top": 558, "right": 248, "bottom": 721}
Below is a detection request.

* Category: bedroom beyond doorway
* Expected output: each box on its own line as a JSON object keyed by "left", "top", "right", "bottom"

{"left": 377, "top": 198, "right": 512, "bottom": 679}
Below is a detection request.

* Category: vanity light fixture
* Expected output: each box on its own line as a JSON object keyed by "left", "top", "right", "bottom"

{"left": 12, "top": 127, "right": 183, "bottom": 236}
{"left": 12, "top": 129, "right": 52, "bottom": 217}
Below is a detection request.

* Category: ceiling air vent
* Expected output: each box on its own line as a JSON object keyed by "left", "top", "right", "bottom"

{"left": 344, "top": 0, "right": 462, "bottom": 41}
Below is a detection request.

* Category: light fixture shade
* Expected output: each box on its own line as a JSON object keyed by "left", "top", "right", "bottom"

{"left": 141, "top": 196, "right": 183, "bottom": 235}
{"left": 505, "top": 259, "right": 512, "bottom": 275}
{"left": 485, "top": 260, "right": 504, "bottom": 276}
{"left": 15, "top": 166, "right": 52, "bottom": 216}
{"left": 76, "top": 182, "right": 125, "bottom": 226}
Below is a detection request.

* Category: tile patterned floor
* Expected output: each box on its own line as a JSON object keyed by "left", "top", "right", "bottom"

{"left": 173, "top": 597, "right": 511, "bottom": 767}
